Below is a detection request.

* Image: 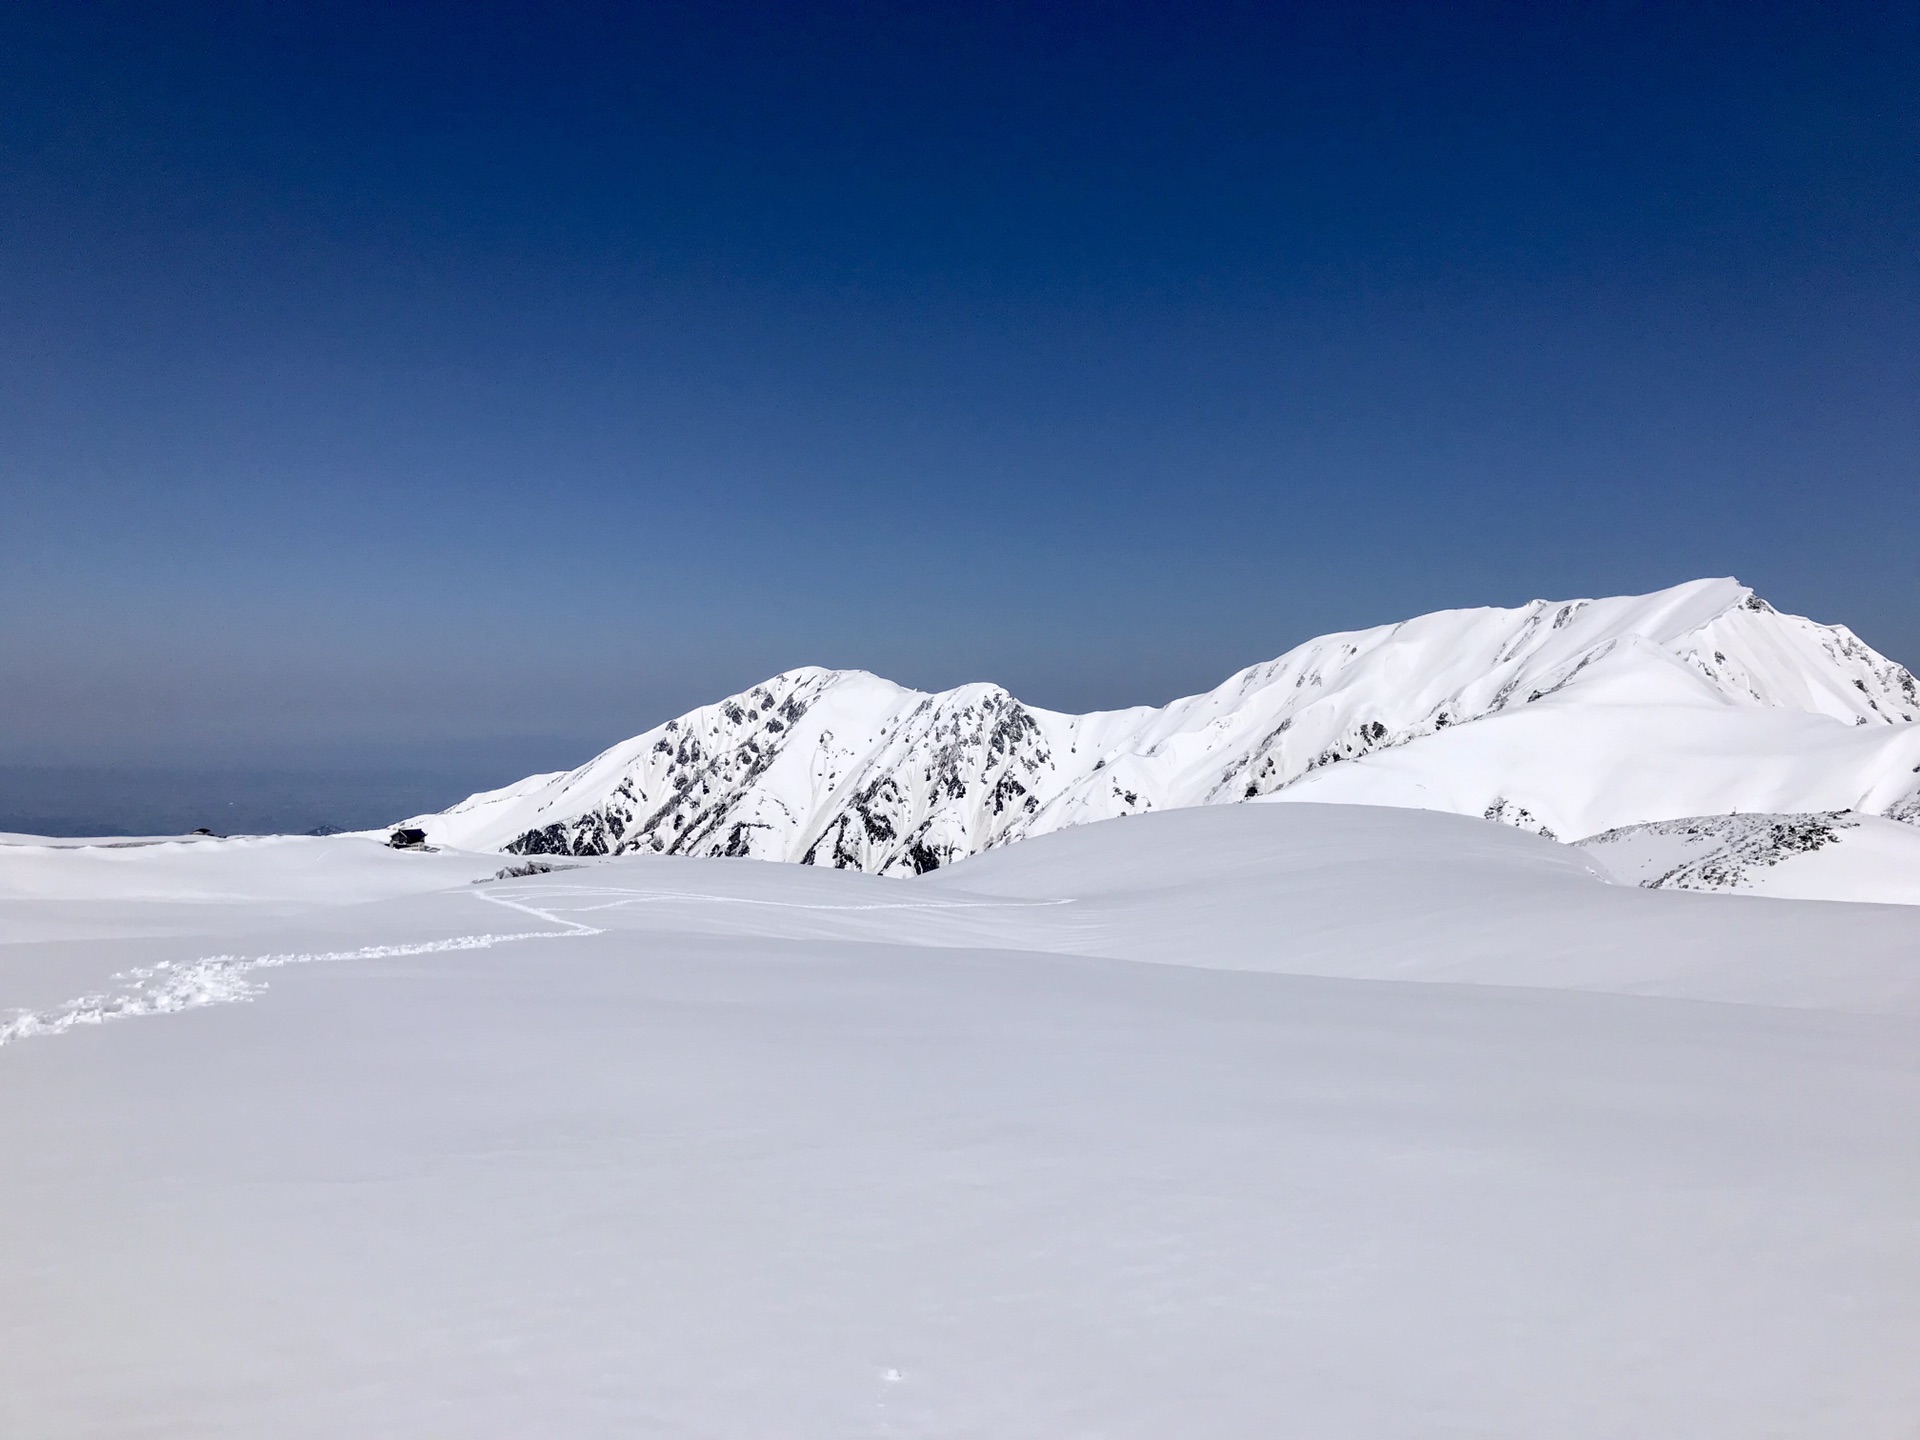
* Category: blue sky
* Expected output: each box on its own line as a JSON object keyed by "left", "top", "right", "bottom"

{"left": 3, "top": 0, "right": 1915, "bottom": 799}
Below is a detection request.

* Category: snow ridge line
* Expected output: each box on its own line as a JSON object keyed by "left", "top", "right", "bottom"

{"left": 0, "top": 901, "right": 603, "bottom": 1048}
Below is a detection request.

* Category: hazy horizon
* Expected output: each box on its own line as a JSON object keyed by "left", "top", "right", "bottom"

{"left": 8, "top": 574, "right": 1916, "bottom": 837}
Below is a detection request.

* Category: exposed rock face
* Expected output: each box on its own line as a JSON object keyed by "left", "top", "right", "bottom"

{"left": 1577, "top": 812, "right": 1861, "bottom": 891}
{"left": 405, "top": 579, "right": 1920, "bottom": 872}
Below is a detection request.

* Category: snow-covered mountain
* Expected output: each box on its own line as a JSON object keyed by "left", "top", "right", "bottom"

{"left": 406, "top": 578, "right": 1920, "bottom": 872}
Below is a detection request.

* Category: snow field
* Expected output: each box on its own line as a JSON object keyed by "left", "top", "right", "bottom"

{"left": 2, "top": 803, "right": 1919, "bottom": 1435}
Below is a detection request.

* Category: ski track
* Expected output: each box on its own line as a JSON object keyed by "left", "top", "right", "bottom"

{"left": 0, "top": 886, "right": 1072, "bottom": 1048}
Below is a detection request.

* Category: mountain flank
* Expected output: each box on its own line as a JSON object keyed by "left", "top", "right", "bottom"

{"left": 405, "top": 579, "right": 1920, "bottom": 873}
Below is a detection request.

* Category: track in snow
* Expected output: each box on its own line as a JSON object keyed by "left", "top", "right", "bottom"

{"left": 0, "top": 885, "right": 1071, "bottom": 1047}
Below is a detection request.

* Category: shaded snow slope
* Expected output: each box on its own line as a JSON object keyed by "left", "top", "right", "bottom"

{"left": 3, "top": 804, "right": 1920, "bottom": 1437}
{"left": 403, "top": 578, "right": 1920, "bottom": 872}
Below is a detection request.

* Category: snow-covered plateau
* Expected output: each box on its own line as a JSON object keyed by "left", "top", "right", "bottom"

{"left": 5, "top": 578, "right": 1920, "bottom": 1436}
{"left": 4, "top": 799, "right": 1920, "bottom": 1436}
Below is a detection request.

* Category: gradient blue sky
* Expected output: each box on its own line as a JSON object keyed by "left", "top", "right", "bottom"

{"left": 4, "top": 1, "right": 1916, "bottom": 799}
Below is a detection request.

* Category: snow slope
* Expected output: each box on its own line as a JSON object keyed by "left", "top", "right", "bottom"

{"left": 404, "top": 578, "right": 1920, "bottom": 871}
{"left": 3, "top": 803, "right": 1919, "bottom": 1437}
{"left": 1576, "top": 810, "right": 1920, "bottom": 904}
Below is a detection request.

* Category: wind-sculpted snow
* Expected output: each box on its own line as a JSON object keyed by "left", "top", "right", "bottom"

{"left": 406, "top": 579, "right": 1920, "bottom": 871}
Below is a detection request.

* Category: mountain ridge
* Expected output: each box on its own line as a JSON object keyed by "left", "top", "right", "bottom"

{"left": 404, "top": 579, "right": 1920, "bottom": 871}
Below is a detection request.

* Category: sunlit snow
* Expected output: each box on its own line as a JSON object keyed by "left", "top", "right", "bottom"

{"left": 405, "top": 579, "right": 1920, "bottom": 876}
{"left": 4, "top": 578, "right": 1919, "bottom": 1437}
{"left": 3, "top": 802, "right": 1919, "bottom": 1436}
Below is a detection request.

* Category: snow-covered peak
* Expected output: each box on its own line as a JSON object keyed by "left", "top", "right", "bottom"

{"left": 405, "top": 580, "right": 1920, "bottom": 870}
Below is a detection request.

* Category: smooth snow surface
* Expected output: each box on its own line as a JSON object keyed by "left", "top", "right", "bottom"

{"left": 403, "top": 578, "right": 1920, "bottom": 874}
{"left": 4, "top": 804, "right": 1920, "bottom": 1437}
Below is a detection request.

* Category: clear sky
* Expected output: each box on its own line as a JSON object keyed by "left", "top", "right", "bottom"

{"left": 3, "top": 1, "right": 1916, "bottom": 807}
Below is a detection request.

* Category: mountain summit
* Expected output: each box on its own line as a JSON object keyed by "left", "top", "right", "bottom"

{"left": 406, "top": 580, "right": 1920, "bottom": 872}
